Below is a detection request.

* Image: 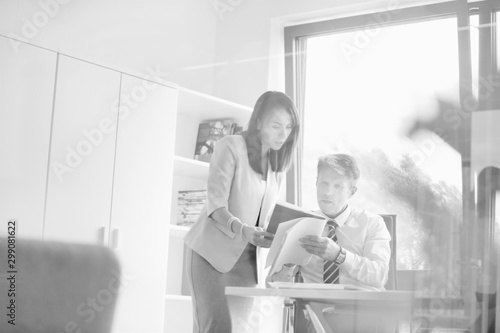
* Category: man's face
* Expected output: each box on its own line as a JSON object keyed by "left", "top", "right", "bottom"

{"left": 316, "top": 167, "right": 357, "bottom": 216}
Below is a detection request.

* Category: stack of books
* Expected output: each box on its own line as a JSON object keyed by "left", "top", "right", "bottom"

{"left": 194, "top": 118, "right": 243, "bottom": 162}
{"left": 177, "top": 189, "right": 207, "bottom": 227}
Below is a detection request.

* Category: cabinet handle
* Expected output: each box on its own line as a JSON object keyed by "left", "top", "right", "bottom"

{"left": 111, "top": 228, "right": 120, "bottom": 249}
{"left": 99, "top": 226, "right": 108, "bottom": 246}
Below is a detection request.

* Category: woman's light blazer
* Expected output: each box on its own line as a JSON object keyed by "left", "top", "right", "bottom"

{"left": 184, "top": 135, "right": 284, "bottom": 280}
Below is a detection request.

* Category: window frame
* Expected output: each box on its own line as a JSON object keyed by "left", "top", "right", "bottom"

{"left": 283, "top": 0, "right": 477, "bottom": 205}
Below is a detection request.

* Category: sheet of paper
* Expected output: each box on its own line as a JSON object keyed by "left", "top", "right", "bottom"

{"left": 268, "top": 282, "right": 368, "bottom": 291}
{"left": 266, "top": 217, "right": 326, "bottom": 275}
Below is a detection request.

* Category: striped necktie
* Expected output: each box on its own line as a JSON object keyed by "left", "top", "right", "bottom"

{"left": 323, "top": 219, "right": 340, "bottom": 284}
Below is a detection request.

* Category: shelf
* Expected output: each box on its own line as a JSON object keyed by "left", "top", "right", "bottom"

{"left": 173, "top": 155, "right": 209, "bottom": 179}
{"left": 169, "top": 224, "right": 190, "bottom": 238}
{"left": 177, "top": 87, "right": 252, "bottom": 123}
{"left": 165, "top": 294, "right": 191, "bottom": 301}
{"left": 166, "top": 87, "right": 248, "bottom": 329}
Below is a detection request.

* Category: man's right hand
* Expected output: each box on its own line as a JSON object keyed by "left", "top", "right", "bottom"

{"left": 299, "top": 235, "right": 341, "bottom": 261}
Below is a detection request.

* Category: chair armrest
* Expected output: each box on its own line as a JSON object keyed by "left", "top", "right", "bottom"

{"left": 303, "top": 302, "right": 334, "bottom": 333}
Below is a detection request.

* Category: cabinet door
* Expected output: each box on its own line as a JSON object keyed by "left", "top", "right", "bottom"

{"left": 0, "top": 36, "right": 57, "bottom": 239}
{"left": 43, "top": 55, "right": 120, "bottom": 244}
{"left": 110, "top": 74, "right": 177, "bottom": 333}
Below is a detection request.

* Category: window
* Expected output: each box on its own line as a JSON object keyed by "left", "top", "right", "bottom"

{"left": 284, "top": 1, "right": 500, "bottom": 329}
{"left": 286, "top": 4, "right": 464, "bottom": 272}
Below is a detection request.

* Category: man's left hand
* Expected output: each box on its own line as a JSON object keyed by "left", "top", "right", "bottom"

{"left": 299, "top": 235, "right": 340, "bottom": 261}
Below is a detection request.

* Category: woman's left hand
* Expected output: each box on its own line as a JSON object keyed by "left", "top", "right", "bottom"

{"left": 242, "top": 226, "right": 274, "bottom": 248}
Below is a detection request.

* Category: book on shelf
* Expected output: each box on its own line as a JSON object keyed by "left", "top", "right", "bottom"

{"left": 193, "top": 119, "right": 242, "bottom": 162}
{"left": 232, "top": 124, "right": 244, "bottom": 135}
{"left": 177, "top": 189, "right": 207, "bottom": 227}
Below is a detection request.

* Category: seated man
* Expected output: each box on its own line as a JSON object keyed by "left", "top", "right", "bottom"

{"left": 271, "top": 154, "right": 392, "bottom": 332}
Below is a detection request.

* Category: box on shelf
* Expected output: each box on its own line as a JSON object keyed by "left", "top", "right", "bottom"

{"left": 193, "top": 119, "right": 242, "bottom": 162}
{"left": 232, "top": 124, "right": 244, "bottom": 135}
{"left": 177, "top": 189, "right": 207, "bottom": 227}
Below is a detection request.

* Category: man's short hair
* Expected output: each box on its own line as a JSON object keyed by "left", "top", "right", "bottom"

{"left": 317, "top": 154, "right": 360, "bottom": 185}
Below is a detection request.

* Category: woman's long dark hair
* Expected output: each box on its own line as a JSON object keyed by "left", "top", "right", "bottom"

{"left": 242, "top": 91, "right": 300, "bottom": 174}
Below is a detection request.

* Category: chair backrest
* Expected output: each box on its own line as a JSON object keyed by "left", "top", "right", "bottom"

{"left": 0, "top": 238, "right": 120, "bottom": 333}
{"left": 380, "top": 214, "right": 397, "bottom": 290}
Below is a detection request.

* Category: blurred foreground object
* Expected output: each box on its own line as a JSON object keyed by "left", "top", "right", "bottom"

{"left": 0, "top": 238, "right": 120, "bottom": 333}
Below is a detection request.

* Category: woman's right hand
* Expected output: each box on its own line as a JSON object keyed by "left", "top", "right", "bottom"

{"left": 242, "top": 226, "right": 274, "bottom": 248}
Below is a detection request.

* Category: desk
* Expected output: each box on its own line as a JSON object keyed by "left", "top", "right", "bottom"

{"left": 226, "top": 286, "right": 416, "bottom": 333}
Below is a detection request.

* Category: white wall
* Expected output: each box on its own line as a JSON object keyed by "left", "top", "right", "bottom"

{"left": 0, "top": 0, "right": 446, "bottom": 104}
{"left": 0, "top": 0, "right": 219, "bottom": 94}
{"left": 211, "top": 0, "right": 446, "bottom": 106}
{"left": 1, "top": 0, "right": 473, "bottom": 179}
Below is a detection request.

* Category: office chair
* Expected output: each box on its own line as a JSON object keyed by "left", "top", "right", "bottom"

{"left": 0, "top": 238, "right": 120, "bottom": 333}
{"left": 299, "top": 214, "right": 399, "bottom": 333}
{"left": 381, "top": 215, "right": 397, "bottom": 291}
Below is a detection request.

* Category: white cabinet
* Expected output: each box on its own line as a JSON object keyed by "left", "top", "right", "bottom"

{"left": 110, "top": 73, "right": 177, "bottom": 333}
{"left": 43, "top": 57, "right": 178, "bottom": 332}
{"left": 43, "top": 55, "right": 121, "bottom": 244}
{"left": 164, "top": 88, "right": 252, "bottom": 332}
{"left": 0, "top": 39, "right": 177, "bottom": 332}
{"left": 0, "top": 36, "right": 57, "bottom": 239}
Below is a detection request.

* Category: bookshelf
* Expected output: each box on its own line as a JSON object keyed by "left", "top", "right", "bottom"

{"left": 173, "top": 155, "right": 209, "bottom": 179}
{"left": 168, "top": 224, "right": 190, "bottom": 238}
{"left": 164, "top": 87, "right": 252, "bottom": 332}
{"left": 174, "top": 88, "right": 252, "bottom": 160}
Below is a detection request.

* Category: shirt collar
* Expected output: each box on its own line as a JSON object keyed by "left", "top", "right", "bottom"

{"left": 318, "top": 204, "right": 351, "bottom": 228}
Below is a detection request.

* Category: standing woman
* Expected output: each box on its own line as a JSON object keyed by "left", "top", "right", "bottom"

{"left": 184, "top": 91, "right": 300, "bottom": 333}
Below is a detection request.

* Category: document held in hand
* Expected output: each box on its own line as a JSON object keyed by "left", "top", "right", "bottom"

{"left": 266, "top": 217, "right": 327, "bottom": 276}
{"left": 267, "top": 201, "right": 324, "bottom": 234}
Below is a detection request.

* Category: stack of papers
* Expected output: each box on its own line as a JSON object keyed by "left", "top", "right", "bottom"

{"left": 265, "top": 217, "right": 327, "bottom": 275}
{"left": 269, "top": 282, "right": 368, "bottom": 291}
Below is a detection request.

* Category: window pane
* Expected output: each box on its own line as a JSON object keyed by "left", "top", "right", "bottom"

{"left": 470, "top": 14, "right": 479, "bottom": 99}
{"left": 301, "top": 17, "right": 462, "bottom": 273}
{"left": 497, "top": 11, "right": 499, "bottom": 73}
